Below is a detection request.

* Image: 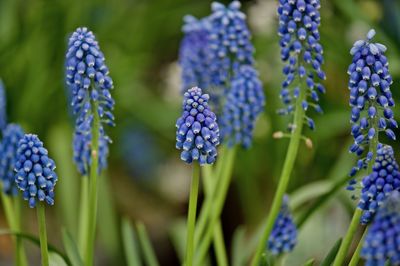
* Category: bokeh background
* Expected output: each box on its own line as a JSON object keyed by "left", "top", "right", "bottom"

{"left": 0, "top": 0, "right": 399, "bottom": 265}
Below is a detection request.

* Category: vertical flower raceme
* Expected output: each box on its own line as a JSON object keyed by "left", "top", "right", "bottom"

{"left": 347, "top": 144, "right": 400, "bottom": 224}
{"left": 347, "top": 29, "right": 396, "bottom": 176}
{"left": 176, "top": 87, "right": 220, "bottom": 165}
{"left": 0, "top": 124, "right": 24, "bottom": 195}
{"left": 268, "top": 196, "right": 297, "bottom": 255}
{"left": 65, "top": 27, "right": 115, "bottom": 174}
{"left": 179, "top": 15, "right": 210, "bottom": 94}
{"left": 220, "top": 65, "right": 265, "bottom": 148}
{"left": 0, "top": 80, "right": 7, "bottom": 130}
{"left": 207, "top": 1, "right": 254, "bottom": 107}
{"left": 14, "top": 134, "right": 57, "bottom": 208}
{"left": 361, "top": 191, "right": 400, "bottom": 265}
{"left": 277, "top": 0, "right": 325, "bottom": 130}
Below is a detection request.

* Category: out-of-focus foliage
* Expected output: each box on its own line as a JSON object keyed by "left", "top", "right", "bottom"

{"left": 0, "top": 0, "right": 399, "bottom": 265}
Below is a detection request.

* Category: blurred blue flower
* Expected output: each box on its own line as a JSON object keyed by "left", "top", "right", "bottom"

{"left": 220, "top": 65, "right": 265, "bottom": 148}
{"left": 348, "top": 29, "right": 396, "bottom": 175}
{"left": 73, "top": 126, "right": 110, "bottom": 176}
{"left": 176, "top": 87, "right": 220, "bottom": 165}
{"left": 276, "top": 0, "right": 325, "bottom": 130}
{"left": 14, "top": 134, "right": 57, "bottom": 208}
{"left": 268, "top": 195, "right": 297, "bottom": 255}
{"left": 207, "top": 1, "right": 254, "bottom": 107}
{"left": 361, "top": 190, "right": 400, "bottom": 265}
{"left": 0, "top": 80, "right": 7, "bottom": 130}
{"left": 348, "top": 144, "right": 400, "bottom": 224}
{"left": 179, "top": 15, "right": 211, "bottom": 94}
{"left": 0, "top": 124, "right": 24, "bottom": 195}
{"left": 66, "top": 27, "right": 115, "bottom": 174}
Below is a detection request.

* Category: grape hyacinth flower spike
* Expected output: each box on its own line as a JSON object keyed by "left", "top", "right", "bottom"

{"left": 361, "top": 190, "right": 400, "bottom": 266}
{"left": 277, "top": 0, "right": 325, "bottom": 131}
{"left": 347, "top": 29, "right": 396, "bottom": 177}
{"left": 220, "top": 65, "right": 265, "bottom": 148}
{"left": 176, "top": 87, "right": 220, "bottom": 165}
{"left": 348, "top": 144, "right": 400, "bottom": 224}
{"left": 14, "top": 134, "right": 56, "bottom": 266}
{"left": 0, "top": 124, "right": 24, "bottom": 195}
{"left": 66, "top": 26, "right": 115, "bottom": 266}
{"left": 176, "top": 87, "right": 219, "bottom": 266}
{"left": 268, "top": 196, "right": 297, "bottom": 255}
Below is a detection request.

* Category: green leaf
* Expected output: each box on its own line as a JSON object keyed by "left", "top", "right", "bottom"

{"left": 61, "top": 228, "right": 83, "bottom": 266}
{"left": 320, "top": 238, "right": 342, "bottom": 266}
{"left": 231, "top": 226, "right": 246, "bottom": 266}
{"left": 0, "top": 229, "right": 69, "bottom": 264}
{"left": 168, "top": 219, "right": 186, "bottom": 262}
{"left": 49, "top": 252, "right": 69, "bottom": 266}
{"left": 303, "top": 258, "right": 315, "bottom": 266}
{"left": 121, "top": 218, "right": 142, "bottom": 266}
{"left": 136, "top": 222, "right": 160, "bottom": 266}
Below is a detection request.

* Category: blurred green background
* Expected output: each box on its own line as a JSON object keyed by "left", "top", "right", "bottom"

{"left": 0, "top": 0, "right": 400, "bottom": 265}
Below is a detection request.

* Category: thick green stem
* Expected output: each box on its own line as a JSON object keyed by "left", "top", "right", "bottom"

{"left": 37, "top": 203, "right": 49, "bottom": 266}
{"left": 348, "top": 227, "right": 368, "bottom": 266}
{"left": 333, "top": 208, "right": 362, "bottom": 266}
{"left": 84, "top": 100, "right": 101, "bottom": 266}
{"left": 202, "top": 165, "right": 228, "bottom": 266}
{"left": 194, "top": 147, "right": 236, "bottom": 266}
{"left": 333, "top": 113, "right": 379, "bottom": 266}
{"left": 14, "top": 196, "right": 27, "bottom": 266}
{"left": 185, "top": 163, "right": 200, "bottom": 266}
{"left": 78, "top": 176, "right": 89, "bottom": 255}
{"left": 251, "top": 80, "right": 306, "bottom": 266}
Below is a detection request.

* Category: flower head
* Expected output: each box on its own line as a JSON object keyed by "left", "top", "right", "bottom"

{"left": 268, "top": 196, "right": 297, "bottom": 255}
{"left": 0, "top": 79, "right": 7, "bottom": 130}
{"left": 277, "top": 0, "right": 325, "bottom": 130}
{"left": 220, "top": 65, "right": 265, "bottom": 148}
{"left": 0, "top": 124, "right": 24, "bottom": 195}
{"left": 348, "top": 144, "right": 400, "bottom": 224}
{"left": 348, "top": 29, "right": 396, "bottom": 174}
{"left": 207, "top": 1, "right": 254, "bottom": 103}
{"left": 66, "top": 27, "right": 115, "bottom": 174}
{"left": 14, "top": 134, "right": 57, "bottom": 208}
{"left": 176, "top": 87, "right": 220, "bottom": 165}
{"left": 361, "top": 191, "right": 400, "bottom": 265}
{"left": 179, "top": 16, "right": 211, "bottom": 94}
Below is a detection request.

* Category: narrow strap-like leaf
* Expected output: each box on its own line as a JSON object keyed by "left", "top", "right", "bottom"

{"left": 62, "top": 228, "right": 83, "bottom": 266}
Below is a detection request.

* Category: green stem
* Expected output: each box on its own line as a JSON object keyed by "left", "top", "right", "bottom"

{"left": 333, "top": 208, "right": 362, "bottom": 266}
{"left": 78, "top": 176, "right": 89, "bottom": 255}
{"left": 202, "top": 165, "right": 228, "bottom": 266}
{"left": 194, "top": 147, "right": 236, "bottom": 266}
{"left": 136, "top": 222, "right": 160, "bottom": 266}
{"left": 14, "top": 196, "right": 27, "bottom": 266}
{"left": 37, "top": 203, "right": 49, "bottom": 266}
{"left": 185, "top": 163, "right": 200, "bottom": 266}
{"left": 251, "top": 79, "right": 306, "bottom": 266}
{"left": 333, "top": 113, "right": 379, "bottom": 266}
{"left": 194, "top": 147, "right": 227, "bottom": 246}
{"left": 348, "top": 227, "right": 368, "bottom": 266}
{"left": 84, "top": 100, "right": 101, "bottom": 266}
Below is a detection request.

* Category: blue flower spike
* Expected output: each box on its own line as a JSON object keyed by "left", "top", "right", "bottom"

{"left": 176, "top": 87, "right": 220, "bottom": 165}
{"left": 277, "top": 0, "right": 325, "bottom": 129}
{"left": 66, "top": 27, "right": 115, "bottom": 174}
{"left": 348, "top": 29, "right": 396, "bottom": 175}
{"left": 268, "top": 195, "right": 297, "bottom": 255}
{"left": 14, "top": 134, "right": 58, "bottom": 208}
{"left": 361, "top": 190, "right": 400, "bottom": 266}
{"left": 0, "top": 79, "right": 7, "bottom": 130}
{"left": 221, "top": 65, "right": 265, "bottom": 148}
{"left": 348, "top": 144, "right": 400, "bottom": 224}
{"left": 179, "top": 16, "right": 210, "bottom": 94}
{"left": 0, "top": 124, "right": 24, "bottom": 195}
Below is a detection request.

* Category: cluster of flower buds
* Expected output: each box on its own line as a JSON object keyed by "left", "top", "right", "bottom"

{"left": 176, "top": 87, "right": 220, "bottom": 165}
{"left": 277, "top": 0, "right": 325, "bottom": 131}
